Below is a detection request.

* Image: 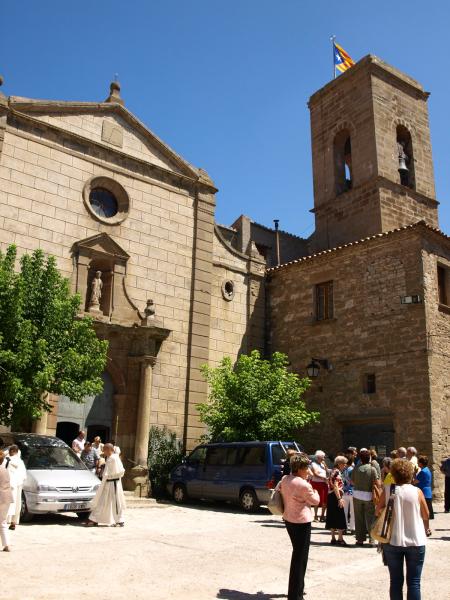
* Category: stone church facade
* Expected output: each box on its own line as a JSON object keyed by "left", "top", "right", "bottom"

{"left": 0, "top": 56, "right": 449, "bottom": 493}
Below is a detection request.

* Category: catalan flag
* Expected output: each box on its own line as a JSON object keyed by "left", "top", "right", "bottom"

{"left": 333, "top": 41, "right": 355, "bottom": 74}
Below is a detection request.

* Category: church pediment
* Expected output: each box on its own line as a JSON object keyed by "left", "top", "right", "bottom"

{"left": 8, "top": 94, "right": 206, "bottom": 183}
{"left": 73, "top": 233, "right": 129, "bottom": 262}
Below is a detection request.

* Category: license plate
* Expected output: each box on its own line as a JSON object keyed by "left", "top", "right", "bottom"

{"left": 64, "top": 503, "right": 88, "bottom": 511}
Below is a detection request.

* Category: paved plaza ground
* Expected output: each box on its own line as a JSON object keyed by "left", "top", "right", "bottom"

{"left": 3, "top": 501, "right": 450, "bottom": 600}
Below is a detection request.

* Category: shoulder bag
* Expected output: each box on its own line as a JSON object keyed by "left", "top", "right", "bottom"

{"left": 371, "top": 484, "right": 395, "bottom": 544}
{"left": 268, "top": 480, "right": 284, "bottom": 516}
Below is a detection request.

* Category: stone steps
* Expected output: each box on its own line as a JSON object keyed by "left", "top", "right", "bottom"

{"left": 123, "top": 491, "right": 168, "bottom": 509}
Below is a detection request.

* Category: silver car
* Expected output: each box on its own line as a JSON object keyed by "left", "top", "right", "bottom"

{"left": 0, "top": 433, "right": 100, "bottom": 521}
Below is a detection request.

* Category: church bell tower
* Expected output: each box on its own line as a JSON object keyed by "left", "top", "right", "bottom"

{"left": 308, "top": 54, "right": 438, "bottom": 251}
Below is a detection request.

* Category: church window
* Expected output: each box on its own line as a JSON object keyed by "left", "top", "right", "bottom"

{"left": 83, "top": 176, "right": 130, "bottom": 225}
{"left": 334, "top": 130, "right": 353, "bottom": 195}
{"left": 396, "top": 126, "right": 415, "bottom": 189}
{"left": 437, "top": 264, "right": 449, "bottom": 306}
{"left": 222, "top": 279, "right": 235, "bottom": 301}
{"left": 315, "top": 281, "right": 334, "bottom": 321}
{"left": 364, "top": 373, "right": 377, "bottom": 394}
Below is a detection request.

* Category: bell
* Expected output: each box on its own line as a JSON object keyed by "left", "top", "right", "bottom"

{"left": 398, "top": 155, "right": 408, "bottom": 174}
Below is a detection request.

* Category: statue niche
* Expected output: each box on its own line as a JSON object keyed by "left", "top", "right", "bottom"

{"left": 72, "top": 233, "right": 144, "bottom": 325}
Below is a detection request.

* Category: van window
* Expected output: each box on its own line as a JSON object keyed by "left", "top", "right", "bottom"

{"left": 187, "top": 447, "right": 206, "bottom": 464}
{"left": 237, "top": 446, "right": 266, "bottom": 466}
{"left": 272, "top": 445, "right": 292, "bottom": 466}
{"left": 226, "top": 447, "right": 239, "bottom": 466}
{"left": 206, "top": 447, "right": 228, "bottom": 466}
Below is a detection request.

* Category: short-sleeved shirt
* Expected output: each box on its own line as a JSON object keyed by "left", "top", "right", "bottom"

{"left": 352, "top": 463, "right": 378, "bottom": 493}
{"left": 81, "top": 449, "right": 97, "bottom": 470}
{"left": 415, "top": 466, "right": 432, "bottom": 499}
{"left": 343, "top": 465, "right": 354, "bottom": 495}
{"left": 328, "top": 468, "right": 344, "bottom": 494}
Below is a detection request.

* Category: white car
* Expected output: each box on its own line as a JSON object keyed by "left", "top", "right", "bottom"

{"left": 0, "top": 432, "right": 100, "bottom": 521}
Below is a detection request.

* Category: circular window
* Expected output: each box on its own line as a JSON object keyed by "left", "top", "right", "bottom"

{"left": 83, "top": 176, "right": 130, "bottom": 224}
{"left": 89, "top": 188, "right": 119, "bottom": 219}
{"left": 221, "top": 279, "right": 235, "bottom": 301}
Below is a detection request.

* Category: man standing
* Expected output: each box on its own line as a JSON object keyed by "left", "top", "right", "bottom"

{"left": 351, "top": 449, "right": 381, "bottom": 546}
{"left": 6, "top": 445, "right": 26, "bottom": 530}
{"left": 407, "top": 446, "right": 419, "bottom": 470}
{"left": 72, "top": 431, "right": 86, "bottom": 456}
{"left": 81, "top": 442, "right": 99, "bottom": 474}
{"left": 397, "top": 447, "right": 407, "bottom": 459}
{"left": 85, "top": 443, "right": 126, "bottom": 527}
{"left": 440, "top": 455, "right": 450, "bottom": 513}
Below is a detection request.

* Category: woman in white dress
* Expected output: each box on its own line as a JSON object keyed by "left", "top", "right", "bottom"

{"left": 6, "top": 445, "right": 27, "bottom": 530}
{"left": 85, "top": 443, "right": 126, "bottom": 527}
{"left": 0, "top": 450, "right": 14, "bottom": 551}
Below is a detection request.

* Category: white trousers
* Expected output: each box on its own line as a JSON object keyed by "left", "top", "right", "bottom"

{"left": 343, "top": 494, "right": 355, "bottom": 530}
{"left": 8, "top": 485, "right": 22, "bottom": 525}
{"left": 0, "top": 502, "right": 10, "bottom": 548}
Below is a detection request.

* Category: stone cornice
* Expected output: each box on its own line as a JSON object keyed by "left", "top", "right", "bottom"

{"left": 7, "top": 108, "right": 218, "bottom": 194}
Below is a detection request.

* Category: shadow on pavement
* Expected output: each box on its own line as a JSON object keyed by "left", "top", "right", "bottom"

{"left": 164, "top": 500, "right": 269, "bottom": 516}
{"left": 217, "top": 590, "right": 287, "bottom": 599}
{"left": 20, "top": 513, "right": 83, "bottom": 527}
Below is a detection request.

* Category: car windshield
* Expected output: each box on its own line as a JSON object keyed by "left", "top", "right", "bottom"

{"left": 21, "top": 446, "right": 86, "bottom": 470}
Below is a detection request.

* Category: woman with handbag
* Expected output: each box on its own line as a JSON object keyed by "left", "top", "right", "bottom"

{"left": 376, "top": 458, "right": 429, "bottom": 600}
{"left": 280, "top": 454, "right": 320, "bottom": 600}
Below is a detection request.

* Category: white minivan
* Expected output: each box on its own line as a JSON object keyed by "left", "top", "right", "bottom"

{"left": 0, "top": 432, "right": 100, "bottom": 521}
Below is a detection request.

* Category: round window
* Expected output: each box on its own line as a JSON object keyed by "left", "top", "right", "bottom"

{"left": 221, "top": 279, "right": 235, "bottom": 301}
{"left": 83, "top": 176, "right": 130, "bottom": 225}
{"left": 89, "top": 188, "right": 119, "bottom": 219}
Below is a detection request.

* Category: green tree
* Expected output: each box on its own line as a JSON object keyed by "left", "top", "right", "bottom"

{"left": 198, "top": 350, "right": 318, "bottom": 442}
{"left": 0, "top": 245, "right": 108, "bottom": 426}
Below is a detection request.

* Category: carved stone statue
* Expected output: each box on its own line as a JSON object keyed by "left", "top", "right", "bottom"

{"left": 89, "top": 270, "right": 103, "bottom": 308}
{"left": 144, "top": 299, "right": 155, "bottom": 319}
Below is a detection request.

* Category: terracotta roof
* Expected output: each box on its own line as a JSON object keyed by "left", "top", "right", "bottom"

{"left": 267, "top": 221, "right": 450, "bottom": 273}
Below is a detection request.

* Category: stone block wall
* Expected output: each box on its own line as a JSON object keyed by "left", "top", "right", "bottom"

{"left": 268, "top": 228, "right": 433, "bottom": 461}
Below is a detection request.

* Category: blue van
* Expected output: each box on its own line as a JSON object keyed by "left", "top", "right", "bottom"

{"left": 168, "top": 440, "right": 303, "bottom": 511}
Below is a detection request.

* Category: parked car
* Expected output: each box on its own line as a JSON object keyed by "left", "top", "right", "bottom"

{"left": 168, "top": 440, "right": 303, "bottom": 511}
{"left": 0, "top": 432, "right": 100, "bottom": 521}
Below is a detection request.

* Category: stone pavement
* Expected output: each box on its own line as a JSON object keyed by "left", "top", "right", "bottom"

{"left": 2, "top": 503, "right": 449, "bottom": 600}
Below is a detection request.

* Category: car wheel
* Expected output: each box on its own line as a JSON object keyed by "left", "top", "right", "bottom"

{"left": 239, "top": 488, "right": 259, "bottom": 512}
{"left": 173, "top": 483, "right": 188, "bottom": 503}
{"left": 20, "top": 493, "right": 34, "bottom": 522}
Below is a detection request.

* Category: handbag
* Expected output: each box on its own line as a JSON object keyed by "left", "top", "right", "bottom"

{"left": 371, "top": 484, "right": 395, "bottom": 544}
{"left": 268, "top": 482, "right": 284, "bottom": 516}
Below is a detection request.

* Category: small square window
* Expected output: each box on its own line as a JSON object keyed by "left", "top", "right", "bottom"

{"left": 364, "top": 374, "right": 376, "bottom": 395}
{"left": 315, "top": 281, "right": 334, "bottom": 321}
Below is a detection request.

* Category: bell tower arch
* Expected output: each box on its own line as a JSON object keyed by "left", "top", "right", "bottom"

{"left": 308, "top": 54, "right": 438, "bottom": 251}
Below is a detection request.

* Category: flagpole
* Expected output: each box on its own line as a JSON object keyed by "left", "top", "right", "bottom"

{"left": 330, "top": 35, "right": 336, "bottom": 80}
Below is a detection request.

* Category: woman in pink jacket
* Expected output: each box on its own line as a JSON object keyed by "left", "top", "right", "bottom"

{"left": 280, "top": 453, "right": 320, "bottom": 600}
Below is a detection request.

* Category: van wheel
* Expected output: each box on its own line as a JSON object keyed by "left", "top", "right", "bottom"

{"left": 21, "top": 493, "right": 34, "bottom": 523}
{"left": 239, "top": 488, "right": 259, "bottom": 512}
{"left": 173, "top": 483, "right": 188, "bottom": 504}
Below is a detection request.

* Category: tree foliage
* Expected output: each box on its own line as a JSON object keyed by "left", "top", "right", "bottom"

{"left": 147, "top": 425, "right": 184, "bottom": 496}
{"left": 0, "top": 245, "right": 108, "bottom": 426}
{"left": 198, "top": 350, "right": 318, "bottom": 442}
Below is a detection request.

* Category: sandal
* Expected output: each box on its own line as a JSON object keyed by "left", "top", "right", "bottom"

{"left": 84, "top": 520, "right": 98, "bottom": 527}
{"left": 426, "top": 529, "right": 432, "bottom": 537}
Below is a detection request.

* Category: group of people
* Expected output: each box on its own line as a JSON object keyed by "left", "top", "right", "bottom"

{"left": 71, "top": 431, "right": 126, "bottom": 528}
{"left": 0, "top": 445, "right": 26, "bottom": 552}
{"left": 277, "top": 444, "right": 445, "bottom": 600}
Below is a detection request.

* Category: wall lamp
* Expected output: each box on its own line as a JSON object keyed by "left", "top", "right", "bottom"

{"left": 306, "top": 358, "right": 332, "bottom": 378}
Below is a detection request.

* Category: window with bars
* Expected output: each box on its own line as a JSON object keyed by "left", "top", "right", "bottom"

{"left": 315, "top": 281, "right": 334, "bottom": 321}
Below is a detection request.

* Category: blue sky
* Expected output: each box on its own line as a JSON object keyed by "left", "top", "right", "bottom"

{"left": 1, "top": 1, "right": 449, "bottom": 236}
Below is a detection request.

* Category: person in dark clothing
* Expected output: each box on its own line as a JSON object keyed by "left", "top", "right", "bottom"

{"left": 282, "top": 449, "right": 297, "bottom": 477}
{"left": 440, "top": 455, "right": 450, "bottom": 513}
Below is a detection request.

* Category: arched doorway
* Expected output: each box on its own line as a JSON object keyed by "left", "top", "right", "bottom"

{"left": 56, "top": 372, "right": 114, "bottom": 443}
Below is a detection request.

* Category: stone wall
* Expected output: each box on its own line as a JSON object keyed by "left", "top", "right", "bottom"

{"left": 268, "top": 228, "right": 433, "bottom": 463}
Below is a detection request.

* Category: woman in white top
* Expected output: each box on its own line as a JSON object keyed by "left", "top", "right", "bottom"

{"left": 376, "top": 458, "right": 429, "bottom": 600}
{"left": 0, "top": 450, "right": 14, "bottom": 552}
{"left": 310, "top": 450, "right": 329, "bottom": 522}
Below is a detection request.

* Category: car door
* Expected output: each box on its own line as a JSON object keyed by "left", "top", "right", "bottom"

{"left": 201, "top": 447, "right": 229, "bottom": 500}
{"left": 182, "top": 446, "right": 207, "bottom": 498}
